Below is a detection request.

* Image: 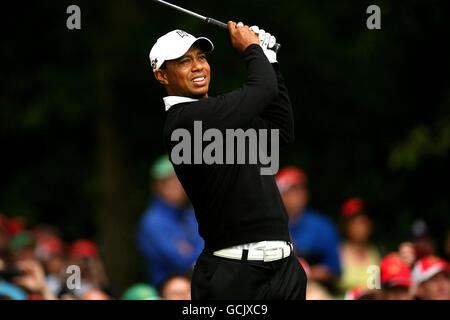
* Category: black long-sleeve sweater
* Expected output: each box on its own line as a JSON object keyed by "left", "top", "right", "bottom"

{"left": 163, "top": 44, "right": 294, "bottom": 251}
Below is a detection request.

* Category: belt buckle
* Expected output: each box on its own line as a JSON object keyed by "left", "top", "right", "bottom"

{"left": 263, "top": 247, "right": 282, "bottom": 262}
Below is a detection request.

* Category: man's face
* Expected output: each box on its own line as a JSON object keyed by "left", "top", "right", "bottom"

{"left": 153, "top": 173, "right": 187, "bottom": 207}
{"left": 155, "top": 45, "right": 211, "bottom": 99}
{"left": 344, "top": 214, "right": 372, "bottom": 243}
{"left": 281, "top": 184, "right": 309, "bottom": 220}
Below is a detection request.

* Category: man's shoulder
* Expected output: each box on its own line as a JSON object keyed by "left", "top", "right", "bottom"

{"left": 164, "top": 101, "right": 200, "bottom": 130}
{"left": 164, "top": 97, "right": 221, "bottom": 125}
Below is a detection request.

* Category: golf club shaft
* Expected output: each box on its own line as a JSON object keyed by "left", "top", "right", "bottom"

{"left": 154, "top": 0, "right": 280, "bottom": 52}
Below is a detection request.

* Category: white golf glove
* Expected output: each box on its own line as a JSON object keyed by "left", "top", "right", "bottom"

{"left": 250, "top": 26, "right": 277, "bottom": 63}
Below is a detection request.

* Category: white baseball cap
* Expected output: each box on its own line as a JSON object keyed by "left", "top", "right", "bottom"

{"left": 149, "top": 29, "right": 214, "bottom": 72}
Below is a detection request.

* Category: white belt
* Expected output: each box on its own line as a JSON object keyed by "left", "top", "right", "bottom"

{"left": 213, "top": 241, "right": 293, "bottom": 262}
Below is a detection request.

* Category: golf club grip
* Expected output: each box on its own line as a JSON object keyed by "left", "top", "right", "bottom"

{"left": 205, "top": 18, "right": 281, "bottom": 53}
{"left": 271, "top": 43, "right": 281, "bottom": 53}
{"left": 205, "top": 17, "right": 228, "bottom": 29}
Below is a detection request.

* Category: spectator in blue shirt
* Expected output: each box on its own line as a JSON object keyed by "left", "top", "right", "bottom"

{"left": 276, "top": 166, "right": 341, "bottom": 287}
{"left": 137, "top": 155, "right": 204, "bottom": 288}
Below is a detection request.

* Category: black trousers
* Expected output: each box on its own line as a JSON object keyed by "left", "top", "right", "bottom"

{"left": 191, "top": 249, "right": 307, "bottom": 300}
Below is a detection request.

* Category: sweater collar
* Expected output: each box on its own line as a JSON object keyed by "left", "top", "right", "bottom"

{"left": 163, "top": 96, "right": 198, "bottom": 111}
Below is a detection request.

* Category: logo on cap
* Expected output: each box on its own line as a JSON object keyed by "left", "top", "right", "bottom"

{"left": 176, "top": 30, "right": 189, "bottom": 38}
{"left": 151, "top": 58, "right": 158, "bottom": 70}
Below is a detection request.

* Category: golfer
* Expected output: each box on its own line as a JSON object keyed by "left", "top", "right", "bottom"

{"left": 149, "top": 21, "right": 307, "bottom": 299}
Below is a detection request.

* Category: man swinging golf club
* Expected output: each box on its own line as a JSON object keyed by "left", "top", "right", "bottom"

{"left": 149, "top": 21, "right": 307, "bottom": 299}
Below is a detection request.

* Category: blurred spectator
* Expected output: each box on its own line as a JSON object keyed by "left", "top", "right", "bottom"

{"left": 398, "top": 219, "right": 435, "bottom": 266}
{"left": 0, "top": 213, "right": 117, "bottom": 300}
{"left": 398, "top": 242, "right": 416, "bottom": 266}
{"left": 34, "top": 232, "right": 67, "bottom": 295}
{"left": 344, "top": 286, "right": 377, "bottom": 300}
{"left": 80, "top": 288, "right": 111, "bottom": 300}
{"left": 275, "top": 166, "right": 341, "bottom": 287}
{"left": 0, "top": 255, "right": 27, "bottom": 300}
{"left": 64, "top": 239, "right": 115, "bottom": 299}
{"left": 379, "top": 253, "right": 412, "bottom": 300}
{"left": 337, "top": 198, "right": 380, "bottom": 295}
{"left": 122, "top": 283, "right": 159, "bottom": 300}
{"left": 58, "top": 287, "right": 77, "bottom": 300}
{"left": 11, "top": 259, "right": 56, "bottom": 300}
{"left": 299, "top": 256, "right": 334, "bottom": 300}
{"left": 305, "top": 281, "right": 334, "bottom": 300}
{"left": 411, "top": 255, "right": 450, "bottom": 300}
{"left": 137, "top": 155, "right": 203, "bottom": 288}
{"left": 159, "top": 273, "right": 191, "bottom": 300}
{"left": 9, "top": 231, "right": 36, "bottom": 262}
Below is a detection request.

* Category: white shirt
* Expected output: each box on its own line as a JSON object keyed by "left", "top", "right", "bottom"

{"left": 163, "top": 96, "right": 199, "bottom": 111}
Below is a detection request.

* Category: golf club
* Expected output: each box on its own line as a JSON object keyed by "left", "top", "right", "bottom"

{"left": 154, "top": 0, "right": 281, "bottom": 52}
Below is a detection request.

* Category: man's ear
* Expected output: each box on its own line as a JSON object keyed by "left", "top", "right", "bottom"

{"left": 154, "top": 69, "right": 169, "bottom": 85}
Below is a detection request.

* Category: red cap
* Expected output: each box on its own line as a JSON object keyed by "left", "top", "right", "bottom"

{"left": 5, "top": 217, "right": 27, "bottom": 236}
{"left": 68, "top": 239, "right": 99, "bottom": 258}
{"left": 380, "top": 253, "right": 411, "bottom": 288}
{"left": 341, "top": 198, "right": 365, "bottom": 217}
{"left": 35, "top": 236, "right": 65, "bottom": 260}
{"left": 412, "top": 255, "right": 448, "bottom": 285}
{"left": 275, "top": 166, "right": 307, "bottom": 193}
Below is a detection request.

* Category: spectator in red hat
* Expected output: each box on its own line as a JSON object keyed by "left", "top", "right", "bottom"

{"left": 65, "top": 239, "right": 115, "bottom": 299}
{"left": 275, "top": 166, "right": 341, "bottom": 288}
{"left": 411, "top": 255, "right": 450, "bottom": 300}
{"left": 337, "top": 198, "right": 380, "bottom": 295}
{"left": 34, "top": 234, "right": 67, "bottom": 296}
{"left": 68, "top": 239, "right": 99, "bottom": 259}
{"left": 379, "top": 253, "right": 412, "bottom": 300}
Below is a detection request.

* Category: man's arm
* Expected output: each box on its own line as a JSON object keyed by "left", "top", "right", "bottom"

{"left": 259, "top": 63, "right": 295, "bottom": 147}
{"left": 249, "top": 27, "right": 294, "bottom": 147}
{"left": 174, "top": 22, "right": 279, "bottom": 130}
